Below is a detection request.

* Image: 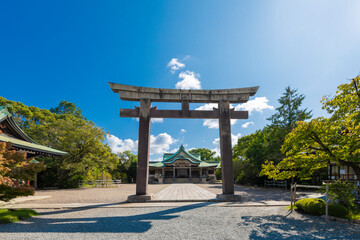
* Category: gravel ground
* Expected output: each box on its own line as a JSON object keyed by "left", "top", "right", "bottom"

{"left": 32, "top": 184, "right": 169, "bottom": 203}
{"left": 33, "top": 184, "right": 293, "bottom": 204}
{"left": 1, "top": 204, "right": 359, "bottom": 240}
{"left": 198, "top": 184, "right": 319, "bottom": 202}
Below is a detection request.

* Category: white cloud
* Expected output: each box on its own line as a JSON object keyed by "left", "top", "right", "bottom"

{"left": 203, "top": 119, "right": 219, "bottom": 129}
{"left": 151, "top": 118, "right": 164, "bottom": 123}
{"left": 180, "top": 129, "right": 187, "bottom": 133}
{"left": 150, "top": 157, "right": 163, "bottom": 162}
{"left": 150, "top": 133, "right": 177, "bottom": 155}
{"left": 212, "top": 133, "right": 242, "bottom": 156}
{"left": 195, "top": 103, "right": 217, "bottom": 111}
{"left": 195, "top": 97, "right": 273, "bottom": 129}
{"left": 235, "top": 97, "right": 274, "bottom": 114}
{"left": 132, "top": 118, "right": 164, "bottom": 123}
{"left": 105, "top": 134, "right": 138, "bottom": 154}
{"left": 196, "top": 104, "right": 219, "bottom": 129}
{"left": 242, "top": 121, "right": 254, "bottom": 128}
{"left": 175, "top": 70, "right": 201, "bottom": 90}
{"left": 167, "top": 58, "right": 185, "bottom": 73}
{"left": 105, "top": 133, "right": 176, "bottom": 155}
{"left": 202, "top": 119, "right": 238, "bottom": 129}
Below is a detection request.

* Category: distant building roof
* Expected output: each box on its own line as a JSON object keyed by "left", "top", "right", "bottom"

{"left": 0, "top": 106, "right": 67, "bottom": 157}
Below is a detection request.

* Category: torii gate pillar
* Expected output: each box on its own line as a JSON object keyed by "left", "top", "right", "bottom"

{"left": 219, "top": 101, "right": 234, "bottom": 195}
{"left": 136, "top": 99, "right": 151, "bottom": 196}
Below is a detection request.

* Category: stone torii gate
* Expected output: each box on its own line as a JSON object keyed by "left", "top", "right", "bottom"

{"left": 109, "top": 83, "right": 259, "bottom": 201}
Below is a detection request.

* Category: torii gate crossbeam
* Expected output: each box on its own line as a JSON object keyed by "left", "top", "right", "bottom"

{"left": 109, "top": 83, "right": 259, "bottom": 202}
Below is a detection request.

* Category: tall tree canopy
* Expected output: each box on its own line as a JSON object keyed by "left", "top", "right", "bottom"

{"left": 233, "top": 87, "right": 312, "bottom": 184}
{"left": 111, "top": 151, "right": 137, "bottom": 183}
{"left": 268, "top": 86, "right": 312, "bottom": 131}
{"left": 261, "top": 75, "right": 360, "bottom": 180}
{"left": 0, "top": 97, "right": 118, "bottom": 188}
{"left": 50, "top": 100, "right": 84, "bottom": 119}
{"left": 189, "top": 148, "right": 219, "bottom": 162}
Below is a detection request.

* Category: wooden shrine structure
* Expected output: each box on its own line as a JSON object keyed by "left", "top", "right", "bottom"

{"left": 109, "top": 83, "right": 259, "bottom": 201}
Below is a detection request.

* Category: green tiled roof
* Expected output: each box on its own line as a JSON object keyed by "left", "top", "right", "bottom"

{"left": 198, "top": 162, "right": 220, "bottom": 168}
{"left": 149, "top": 145, "right": 220, "bottom": 168}
{"left": 0, "top": 133, "right": 67, "bottom": 156}
{"left": 0, "top": 106, "right": 67, "bottom": 156}
{"left": 163, "top": 145, "right": 201, "bottom": 163}
{"left": 149, "top": 162, "right": 165, "bottom": 167}
{"left": 0, "top": 105, "right": 10, "bottom": 120}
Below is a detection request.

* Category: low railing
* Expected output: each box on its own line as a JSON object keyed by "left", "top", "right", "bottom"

{"left": 329, "top": 174, "right": 358, "bottom": 181}
{"left": 264, "top": 180, "right": 287, "bottom": 189}
{"left": 78, "top": 180, "right": 122, "bottom": 188}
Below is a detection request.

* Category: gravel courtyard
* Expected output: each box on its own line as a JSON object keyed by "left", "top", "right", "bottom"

{"left": 1, "top": 184, "right": 359, "bottom": 239}
{"left": 31, "top": 183, "right": 292, "bottom": 204}
{"left": 1, "top": 203, "right": 359, "bottom": 240}
{"left": 31, "top": 184, "right": 169, "bottom": 203}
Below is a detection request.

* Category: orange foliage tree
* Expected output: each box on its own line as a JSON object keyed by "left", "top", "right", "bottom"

{"left": 0, "top": 141, "right": 36, "bottom": 201}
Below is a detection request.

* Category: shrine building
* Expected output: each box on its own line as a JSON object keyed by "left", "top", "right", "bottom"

{"left": 0, "top": 106, "right": 67, "bottom": 158}
{"left": 149, "top": 145, "right": 220, "bottom": 184}
{"left": 0, "top": 106, "right": 67, "bottom": 188}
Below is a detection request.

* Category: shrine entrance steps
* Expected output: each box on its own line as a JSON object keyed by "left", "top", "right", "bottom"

{"left": 163, "top": 178, "right": 201, "bottom": 184}
{"left": 151, "top": 184, "right": 218, "bottom": 202}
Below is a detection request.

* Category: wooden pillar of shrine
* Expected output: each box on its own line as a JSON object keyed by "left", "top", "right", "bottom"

{"left": 136, "top": 99, "right": 151, "bottom": 195}
{"left": 218, "top": 101, "right": 234, "bottom": 195}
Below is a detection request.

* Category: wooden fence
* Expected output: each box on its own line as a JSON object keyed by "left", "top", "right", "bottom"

{"left": 78, "top": 180, "right": 122, "bottom": 188}
{"left": 264, "top": 180, "right": 287, "bottom": 189}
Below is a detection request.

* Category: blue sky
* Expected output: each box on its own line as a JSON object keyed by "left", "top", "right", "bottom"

{"left": 1, "top": 1, "right": 360, "bottom": 161}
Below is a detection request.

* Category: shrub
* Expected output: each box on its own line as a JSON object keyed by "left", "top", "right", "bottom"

{"left": 295, "top": 198, "right": 325, "bottom": 215}
{"left": 328, "top": 204, "right": 349, "bottom": 219}
{"left": 215, "top": 168, "right": 222, "bottom": 180}
{"left": 320, "top": 180, "right": 357, "bottom": 209}
{"left": 0, "top": 185, "right": 34, "bottom": 202}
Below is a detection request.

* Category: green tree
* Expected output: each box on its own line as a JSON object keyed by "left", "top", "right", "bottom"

{"left": 50, "top": 100, "right": 84, "bottom": 119}
{"left": 0, "top": 97, "right": 119, "bottom": 188}
{"left": 261, "top": 75, "right": 360, "bottom": 181}
{"left": 268, "top": 86, "right": 312, "bottom": 131}
{"left": 265, "top": 87, "right": 312, "bottom": 164}
{"left": 35, "top": 116, "right": 118, "bottom": 188}
{"left": 189, "top": 148, "right": 218, "bottom": 162}
{"left": 0, "top": 142, "right": 35, "bottom": 201}
{"left": 233, "top": 129, "right": 268, "bottom": 184}
{"left": 111, "top": 151, "right": 137, "bottom": 183}
{"left": 233, "top": 87, "right": 312, "bottom": 184}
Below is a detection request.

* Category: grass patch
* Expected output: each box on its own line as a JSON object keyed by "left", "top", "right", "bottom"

{"left": 285, "top": 205, "right": 298, "bottom": 211}
{"left": 0, "top": 209, "right": 38, "bottom": 224}
{"left": 347, "top": 210, "right": 360, "bottom": 220}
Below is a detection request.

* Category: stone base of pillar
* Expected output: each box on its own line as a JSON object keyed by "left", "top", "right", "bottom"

{"left": 127, "top": 194, "right": 153, "bottom": 203}
{"left": 216, "top": 194, "right": 242, "bottom": 202}
{"left": 201, "top": 178, "right": 207, "bottom": 184}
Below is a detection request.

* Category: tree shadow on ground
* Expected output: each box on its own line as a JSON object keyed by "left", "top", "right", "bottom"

{"left": 239, "top": 213, "right": 360, "bottom": 240}
{"left": 206, "top": 184, "right": 290, "bottom": 202}
{"left": 0, "top": 202, "right": 213, "bottom": 233}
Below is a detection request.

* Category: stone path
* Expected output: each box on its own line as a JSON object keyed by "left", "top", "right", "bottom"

{"left": 153, "top": 184, "right": 217, "bottom": 201}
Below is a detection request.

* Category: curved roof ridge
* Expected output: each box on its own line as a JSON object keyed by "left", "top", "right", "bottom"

{"left": 163, "top": 145, "right": 201, "bottom": 163}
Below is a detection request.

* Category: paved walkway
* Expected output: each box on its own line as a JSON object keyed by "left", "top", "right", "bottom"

{"left": 153, "top": 184, "right": 217, "bottom": 201}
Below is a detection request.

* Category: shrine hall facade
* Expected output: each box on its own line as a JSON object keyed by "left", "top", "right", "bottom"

{"left": 149, "top": 145, "right": 220, "bottom": 184}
